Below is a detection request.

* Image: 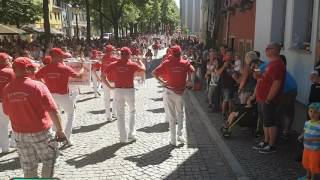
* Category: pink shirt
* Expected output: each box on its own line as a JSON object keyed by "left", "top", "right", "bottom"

{"left": 2, "top": 77, "right": 58, "bottom": 133}
{"left": 35, "top": 62, "right": 78, "bottom": 94}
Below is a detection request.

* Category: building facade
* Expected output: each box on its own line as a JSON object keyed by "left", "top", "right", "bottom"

{"left": 214, "top": 0, "right": 256, "bottom": 60}
{"left": 254, "top": 0, "right": 319, "bottom": 105}
{"left": 34, "top": 0, "right": 87, "bottom": 37}
{"left": 180, "top": 0, "right": 203, "bottom": 34}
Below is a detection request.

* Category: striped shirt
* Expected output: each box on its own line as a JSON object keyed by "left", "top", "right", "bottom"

{"left": 304, "top": 120, "right": 320, "bottom": 150}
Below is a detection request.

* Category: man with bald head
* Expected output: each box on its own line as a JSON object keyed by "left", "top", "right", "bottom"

{"left": 253, "top": 42, "right": 286, "bottom": 154}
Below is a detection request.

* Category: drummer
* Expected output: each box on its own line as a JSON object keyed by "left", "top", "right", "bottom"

{"left": 35, "top": 48, "right": 85, "bottom": 145}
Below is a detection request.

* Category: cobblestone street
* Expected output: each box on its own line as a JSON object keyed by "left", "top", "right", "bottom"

{"left": 0, "top": 53, "right": 236, "bottom": 180}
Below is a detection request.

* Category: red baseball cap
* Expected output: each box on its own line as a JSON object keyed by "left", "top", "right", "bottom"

{"left": 43, "top": 56, "right": 52, "bottom": 64}
{"left": 49, "top": 48, "right": 64, "bottom": 58}
{"left": 105, "top": 45, "right": 113, "bottom": 52}
{"left": 12, "top": 57, "right": 35, "bottom": 70}
{"left": 0, "top": 53, "right": 9, "bottom": 62}
{"left": 120, "top": 47, "right": 132, "bottom": 55}
{"left": 170, "top": 46, "right": 182, "bottom": 55}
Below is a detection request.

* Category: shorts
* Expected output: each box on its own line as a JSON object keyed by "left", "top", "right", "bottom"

{"left": 15, "top": 129, "right": 57, "bottom": 174}
{"left": 278, "top": 90, "right": 297, "bottom": 118}
{"left": 222, "top": 88, "right": 234, "bottom": 102}
{"left": 258, "top": 102, "right": 279, "bottom": 127}
{"left": 303, "top": 148, "right": 320, "bottom": 174}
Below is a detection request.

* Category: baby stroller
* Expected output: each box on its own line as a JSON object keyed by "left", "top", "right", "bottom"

{"left": 220, "top": 103, "right": 258, "bottom": 138}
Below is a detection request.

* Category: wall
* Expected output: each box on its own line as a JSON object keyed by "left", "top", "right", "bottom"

{"left": 254, "top": 0, "right": 320, "bottom": 104}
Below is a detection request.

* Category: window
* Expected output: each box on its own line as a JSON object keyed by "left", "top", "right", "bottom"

{"left": 228, "top": 36, "right": 235, "bottom": 51}
{"left": 245, "top": 40, "right": 252, "bottom": 53}
{"left": 271, "top": 0, "right": 287, "bottom": 46}
{"left": 238, "top": 39, "right": 245, "bottom": 61}
{"left": 50, "top": 13, "right": 52, "bottom": 20}
{"left": 54, "top": 13, "right": 57, "bottom": 20}
{"left": 291, "top": 0, "right": 314, "bottom": 51}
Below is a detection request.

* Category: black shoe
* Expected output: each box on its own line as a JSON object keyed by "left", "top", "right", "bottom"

{"left": 259, "top": 145, "right": 276, "bottom": 154}
{"left": 252, "top": 141, "right": 268, "bottom": 150}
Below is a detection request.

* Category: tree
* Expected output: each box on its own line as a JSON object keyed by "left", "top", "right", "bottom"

{"left": 0, "top": 0, "right": 42, "bottom": 27}
{"left": 43, "top": 0, "right": 50, "bottom": 51}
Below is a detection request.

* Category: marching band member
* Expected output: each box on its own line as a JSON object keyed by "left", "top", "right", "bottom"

{"left": 103, "top": 47, "right": 146, "bottom": 143}
{"left": 101, "top": 45, "right": 118, "bottom": 122}
{"left": 91, "top": 50, "right": 102, "bottom": 98}
{"left": 153, "top": 45, "right": 194, "bottom": 146}
{"left": 2, "top": 57, "right": 66, "bottom": 178}
{"left": 35, "top": 48, "right": 84, "bottom": 145}
{"left": 0, "top": 53, "right": 15, "bottom": 154}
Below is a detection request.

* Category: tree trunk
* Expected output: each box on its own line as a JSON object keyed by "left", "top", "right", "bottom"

{"left": 125, "top": 26, "right": 128, "bottom": 36}
{"left": 134, "top": 23, "right": 138, "bottom": 36}
{"left": 129, "top": 23, "right": 133, "bottom": 37}
{"left": 85, "top": 0, "right": 91, "bottom": 45}
{"left": 43, "top": 0, "right": 51, "bottom": 51}
{"left": 114, "top": 22, "right": 119, "bottom": 40}
{"left": 99, "top": 0, "right": 103, "bottom": 44}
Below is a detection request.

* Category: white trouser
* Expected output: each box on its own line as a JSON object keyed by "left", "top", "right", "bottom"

{"left": 92, "top": 71, "right": 101, "bottom": 94}
{"left": 52, "top": 94, "right": 75, "bottom": 141}
{"left": 102, "top": 83, "right": 115, "bottom": 119}
{"left": 0, "top": 103, "right": 10, "bottom": 151}
{"left": 114, "top": 88, "right": 136, "bottom": 142}
{"left": 162, "top": 89, "right": 169, "bottom": 122}
{"left": 69, "top": 85, "right": 79, "bottom": 105}
{"left": 164, "top": 88, "right": 184, "bottom": 144}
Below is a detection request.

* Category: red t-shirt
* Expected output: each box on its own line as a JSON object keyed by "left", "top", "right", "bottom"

{"left": 2, "top": 77, "right": 58, "bottom": 133}
{"left": 101, "top": 55, "right": 117, "bottom": 82}
{"left": 35, "top": 62, "right": 78, "bottom": 94}
{"left": 103, "top": 59, "right": 143, "bottom": 88}
{"left": 92, "top": 62, "right": 101, "bottom": 71}
{"left": 154, "top": 57, "right": 194, "bottom": 93}
{"left": 0, "top": 67, "right": 15, "bottom": 100}
{"left": 256, "top": 59, "right": 286, "bottom": 103}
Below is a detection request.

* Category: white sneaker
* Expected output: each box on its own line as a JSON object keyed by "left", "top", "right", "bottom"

{"left": 169, "top": 140, "right": 177, "bottom": 146}
{"left": 106, "top": 117, "right": 113, "bottom": 122}
{"left": 1, "top": 148, "right": 15, "bottom": 154}
{"left": 128, "top": 135, "right": 137, "bottom": 142}
{"left": 177, "top": 136, "right": 185, "bottom": 143}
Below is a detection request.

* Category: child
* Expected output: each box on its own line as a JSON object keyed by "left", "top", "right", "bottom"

{"left": 301, "top": 102, "right": 320, "bottom": 180}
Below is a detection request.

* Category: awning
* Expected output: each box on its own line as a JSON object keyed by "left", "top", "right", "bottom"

{"left": 0, "top": 24, "right": 26, "bottom": 35}
{"left": 21, "top": 25, "right": 64, "bottom": 35}
{"left": 21, "top": 24, "right": 44, "bottom": 33}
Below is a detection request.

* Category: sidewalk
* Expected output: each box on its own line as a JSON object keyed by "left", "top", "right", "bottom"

{"left": 189, "top": 87, "right": 306, "bottom": 180}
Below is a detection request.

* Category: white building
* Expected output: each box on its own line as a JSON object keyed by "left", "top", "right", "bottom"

{"left": 61, "top": 2, "right": 87, "bottom": 38}
{"left": 254, "top": 0, "right": 319, "bottom": 105}
{"left": 180, "top": 0, "right": 204, "bottom": 34}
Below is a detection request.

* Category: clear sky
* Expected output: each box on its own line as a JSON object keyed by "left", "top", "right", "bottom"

{"left": 175, "top": 0, "right": 180, "bottom": 9}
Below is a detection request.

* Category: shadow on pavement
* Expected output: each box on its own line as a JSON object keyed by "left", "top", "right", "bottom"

{"left": 76, "top": 97, "right": 96, "bottom": 103}
{"left": 80, "top": 91, "right": 95, "bottom": 95}
{"left": 137, "top": 122, "right": 169, "bottom": 133}
{"left": 150, "top": 97, "right": 163, "bottom": 102}
{"left": 147, "top": 108, "right": 165, "bottom": 113}
{"left": 72, "top": 121, "right": 109, "bottom": 134}
{"left": 0, "top": 157, "right": 20, "bottom": 171}
{"left": 66, "top": 142, "right": 134, "bottom": 168}
{"left": 124, "top": 145, "right": 175, "bottom": 167}
{"left": 88, "top": 109, "right": 106, "bottom": 114}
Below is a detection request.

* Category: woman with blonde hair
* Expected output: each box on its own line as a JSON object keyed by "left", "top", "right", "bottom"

{"left": 238, "top": 51, "right": 259, "bottom": 104}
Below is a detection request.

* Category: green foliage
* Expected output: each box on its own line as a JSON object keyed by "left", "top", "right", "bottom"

{"left": 0, "top": 0, "right": 42, "bottom": 27}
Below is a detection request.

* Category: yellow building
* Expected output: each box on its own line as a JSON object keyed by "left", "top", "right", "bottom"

{"left": 35, "top": 0, "right": 63, "bottom": 32}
